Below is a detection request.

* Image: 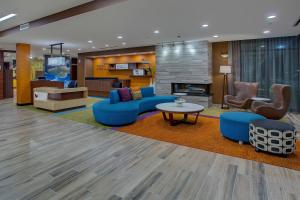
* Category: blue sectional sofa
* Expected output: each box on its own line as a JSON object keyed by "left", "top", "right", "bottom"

{"left": 92, "top": 87, "right": 176, "bottom": 126}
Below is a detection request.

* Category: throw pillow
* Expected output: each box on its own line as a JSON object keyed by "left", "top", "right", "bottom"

{"left": 109, "top": 90, "right": 120, "bottom": 104}
{"left": 141, "top": 87, "right": 155, "bottom": 98}
{"left": 132, "top": 91, "right": 142, "bottom": 100}
{"left": 118, "top": 88, "right": 132, "bottom": 102}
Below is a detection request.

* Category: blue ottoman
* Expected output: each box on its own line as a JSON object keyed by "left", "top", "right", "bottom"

{"left": 220, "top": 112, "right": 266, "bottom": 144}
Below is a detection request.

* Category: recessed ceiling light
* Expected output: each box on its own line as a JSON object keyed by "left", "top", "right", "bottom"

{"left": 263, "top": 30, "right": 271, "bottom": 34}
{"left": 105, "top": 44, "right": 109, "bottom": 47}
{"left": 0, "top": 13, "right": 17, "bottom": 22}
{"left": 88, "top": 40, "right": 93, "bottom": 43}
{"left": 92, "top": 46, "right": 96, "bottom": 49}
{"left": 122, "top": 42, "right": 126, "bottom": 45}
{"left": 117, "top": 35, "right": 123, "bottom": 39}
{"left": 267, "top": 15, "right": 277, "bottom": 19}
{"left": 213, "top": 35, "right": 219, "bottom": 38}
{"left": 202, "top": 24, "right": 209, "bottom": 28}
{"left": 154, "top": 30, "right": 160, "bottom": 34}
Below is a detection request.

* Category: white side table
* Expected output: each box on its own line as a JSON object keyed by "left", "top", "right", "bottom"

{"left": 251, "top": 97, "right": 271, "bottom": 102}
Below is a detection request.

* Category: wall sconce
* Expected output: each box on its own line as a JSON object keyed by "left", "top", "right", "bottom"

{"left": 220, "top": 53, "right": 228, "bottom": 58}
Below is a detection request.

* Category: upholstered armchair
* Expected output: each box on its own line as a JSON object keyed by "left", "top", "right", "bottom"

{"left": 224, "top": 82, "right": 259, "bottom": 109}
{"left": 251, "top": 84, "right": 291, "bottom": 120}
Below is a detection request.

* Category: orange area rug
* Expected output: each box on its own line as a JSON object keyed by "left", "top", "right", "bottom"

{"left": 118, "top": 112, "right": 300, "bottom": 170}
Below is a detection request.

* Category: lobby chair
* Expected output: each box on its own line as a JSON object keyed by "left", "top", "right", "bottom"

{"left": 251, "top": 84, "right": 291, "bottom": 120}
{"left": 224, "top": 81, "right": 259, "bottom": 109}
{"left": 67, "top": 80, "right": 77, "bottom": 88}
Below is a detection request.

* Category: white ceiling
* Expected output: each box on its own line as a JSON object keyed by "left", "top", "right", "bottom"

{"left": 0, "top": 0, "right": 299, "bottom": 57}
{"left": 0, "top": 0, "right": 92, "bottom": 31}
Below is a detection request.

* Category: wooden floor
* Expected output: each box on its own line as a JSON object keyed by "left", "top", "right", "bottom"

{"left": 0, "top": 100, "right": 300, "bottom": 200}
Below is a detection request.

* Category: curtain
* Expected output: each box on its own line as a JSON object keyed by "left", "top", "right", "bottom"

{"left": 228, "top": 41, "right": 241, "bottom": 95}
{"left": 231, "top": 36, "right": 300, "bottom": 112}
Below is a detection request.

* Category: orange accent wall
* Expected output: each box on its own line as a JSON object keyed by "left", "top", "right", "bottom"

{"left": 93, "top": 53, "right": 156, "bottom": 90}
{"left": 16, "top": 43, "right": 31, "bottom": 105}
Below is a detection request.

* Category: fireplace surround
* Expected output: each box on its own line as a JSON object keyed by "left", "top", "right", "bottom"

{"left": 171, "top": 83, "right": 211, "bottom": 97}
{"left": 155, "top": 40, "right": 212, "bottom": 107}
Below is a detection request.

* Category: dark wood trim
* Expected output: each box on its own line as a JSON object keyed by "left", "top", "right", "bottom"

{"left": 0, "top": 0, "right": 127, "bottom": 37}
{"left": 17, "top": 103, "right": 32, "bottom": 106}
{"left": 79, "top": 46, "right": 156, "bottom": 57}
{"left": 0, "top": 50, "right": 16, "bottom": 53}
{"left": 0, "top": 51, "right": 4, "bottom": 99}
{"left": 48, "top": 91, "right": 84, "bottom": 100}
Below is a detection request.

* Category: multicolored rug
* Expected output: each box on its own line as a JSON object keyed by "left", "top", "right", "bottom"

{"left": 118, "top": 112, "right": 300, "bottom": 170}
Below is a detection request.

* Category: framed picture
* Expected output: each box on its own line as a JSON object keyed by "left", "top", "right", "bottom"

{"left": 115, "top": 64, "right": 129, "bottom": 69}
{"left": 133, "top": 69, "right": 145, "bottom": 76}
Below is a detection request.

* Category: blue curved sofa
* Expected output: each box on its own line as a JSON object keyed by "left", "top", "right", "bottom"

{"left": 93, "top": 87, "right": 176, "bottom": 126}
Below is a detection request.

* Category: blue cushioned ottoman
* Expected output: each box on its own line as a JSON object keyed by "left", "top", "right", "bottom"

{"left": 220, "top": 112, "right": 266, "bottom": 144}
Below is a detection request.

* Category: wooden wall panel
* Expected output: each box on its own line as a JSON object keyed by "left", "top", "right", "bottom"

{"left": 16, "top": 43, "right": 31, "bottom": 105}
{"left": 85, "top": 58, "right": 94, "bottom": 77}
{"left": 77, "top": 55, "right": 85, "bottom": 87}
{"left": 93, "top": 53, "right": 155, "bottom": 89}
{"left": 212, "top": 42, "right": 229, "bottom": 104}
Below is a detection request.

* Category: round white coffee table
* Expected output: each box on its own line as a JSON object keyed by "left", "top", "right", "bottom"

{"left": 156, "top": 102, "right": 204, "bottom": 126}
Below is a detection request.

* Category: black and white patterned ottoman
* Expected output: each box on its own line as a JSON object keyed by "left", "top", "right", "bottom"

{"left": 249, "top": 119, "right": 297, "bottom": 157}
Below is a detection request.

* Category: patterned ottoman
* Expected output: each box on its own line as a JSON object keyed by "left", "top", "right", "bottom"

{"left": 249, "top": 119, "right": 297, "bottom": 157}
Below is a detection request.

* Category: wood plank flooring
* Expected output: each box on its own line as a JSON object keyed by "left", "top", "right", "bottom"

{"left": 0, "top": 99, "right": 299, "bottom": 200}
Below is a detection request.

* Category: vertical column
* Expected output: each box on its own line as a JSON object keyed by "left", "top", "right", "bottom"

{"left": 77, "top": 54, "right": 85, "bottom": 87}
{"left": 0, "top": 51, "right": 4, "bottom": 99}
{"left": 16, "top": 43, "right": 31, "bottom": 105}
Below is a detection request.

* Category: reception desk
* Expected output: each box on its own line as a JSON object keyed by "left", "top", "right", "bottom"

{"left": 33, "top": 87, "right": 88, "bottom": 111}
{"left": 85, "top": 77, "right": 117, "bottom": 97}
{"left": 85, "top": 77, "right": 131, "bottom": 97}
{"left": 30, "top": 80, "right": 64, "bottom": 104}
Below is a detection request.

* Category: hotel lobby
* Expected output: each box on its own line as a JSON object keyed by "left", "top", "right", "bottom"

{"left": 0, "top": 0, "right": 300, "bottom": 199}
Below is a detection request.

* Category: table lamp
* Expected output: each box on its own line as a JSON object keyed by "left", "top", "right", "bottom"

{"left": 220, "top": 65, "right": 231, "bottom": 109}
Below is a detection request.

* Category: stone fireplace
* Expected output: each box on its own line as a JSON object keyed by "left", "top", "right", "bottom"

{"left": 171, "top": 83, "right": 211, "bottom": 96}
{"left": 155, "top": 40, "right": 212, "bottom": 107}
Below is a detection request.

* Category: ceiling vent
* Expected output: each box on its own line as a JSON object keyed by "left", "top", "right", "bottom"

{"left": 19, "top": 23, "right": 30, "bottom": 31}
{"left": 294, "top": 17, "right": 300, "bottom": 27}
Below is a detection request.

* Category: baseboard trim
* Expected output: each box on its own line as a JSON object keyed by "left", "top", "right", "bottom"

{"left": 17, "top": 103, "right": 32, "bottom": 106}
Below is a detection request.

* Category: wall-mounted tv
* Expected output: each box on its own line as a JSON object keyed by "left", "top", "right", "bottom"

{"left": 48, "top": 57, "right": 66, "bottom": 66}
{"left": 44, "top": 55, "right": 70, "bottom": 83}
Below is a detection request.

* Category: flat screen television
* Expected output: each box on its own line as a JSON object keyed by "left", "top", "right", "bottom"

{"left": 44, "top": 55, "right": 70, "bottom": 83}
{"left": 48, "top": 57, "right": 66, "bottom": 66}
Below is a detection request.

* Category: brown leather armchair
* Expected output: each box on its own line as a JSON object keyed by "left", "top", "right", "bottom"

{"left": 224, "top": 82, "right": 259, "bottom": 109}
{"left": 251, "top": 84, "right": 291, "bottom": 120}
